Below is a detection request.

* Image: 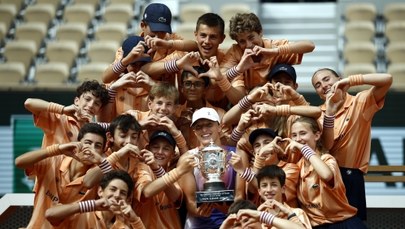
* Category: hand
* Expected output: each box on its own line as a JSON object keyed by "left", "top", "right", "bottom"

{"left": 118, "top": 200, "right": 138, "bottom": 222}
{"left": 272, "top": 82, "right": 300, "bottom": 105}
{"left": 121, "top": 41, "right": 150, "bottom": 65}
{"left": 59, "top": 142, "right": 82, "bottom": 161}
{"left": 62, "top": 104, "right": 78, "bottom": 117}
{"left": 253, "top": 103, "right": 276, "bottom": 120}
{"left": 236, "top": 209, "right": 260, "bottom": 227}
{"left": 176, "top": 153, "right": 197, "bottom": 175}
{"left": 157, "top": 116, "right": 177, "bottom": 134}
{"left": 75, "top": 145, "right": 103, "bottom": 165}
{"left": 176, "top": 52, "right": 200, "bottom": 75}
{"left": 284, "top": 138, "right": 304, "bottom": 154}
{"left": 236, "top": 49, "right": 257, "bottom": 72}
{"left": 198, "top": 56, "right": 223, "bottom": 81}
{"left": 220, "top": 214, "right": 238, "bottom": 229}
{"left": 228, "top": 152, "right": 245, "bottom": 174}
{"left": 95, "top": 197, "right": 111, "bottom": 211}
{"left": 116, "top": 143, "right": 141, "bottom": 159}
{"left": 134, "top": 71, "right": 155, "bottom": 89}
{"left": 76, "top": 108, "right": 93, "bottom": 123}
{"left": 332, "top": 78, "right": 350, "bottom": 94}
{"left": 258, "top": 136, "right": 285, "bottom": 160}
{"left": 144, "top": 35, "right": 169, "bottom": 54}
{"left": 236, "top": 109, "right": 256, "bottom": 131}
{"left": 138, "top": 114, "right": 160, "bottom": 129}
{"left": 140, "top": 149, "right": 159, "bottom": 170}
{"left": 325, "top": 87, "right": 344, "bottom": 115}
{"left": 252, "top": 45, "right": 279, "bottom": 58}
{"left": 247, "top": 82, "right": 274, "bottom": 103}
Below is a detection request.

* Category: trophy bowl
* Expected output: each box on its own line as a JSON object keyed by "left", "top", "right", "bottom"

{"left": 195, "top": 141, "right": 234, "bottom": 205}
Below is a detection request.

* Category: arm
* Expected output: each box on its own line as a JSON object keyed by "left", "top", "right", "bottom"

{"left": 142, "top": 153, "right": 195, "bottom": 201}
{"left": 321, "top": 88, "right": 344, "bottom": 150}
{"left": 237, "top": 209, "right": 305, "bottom": 229}
{"left": 144, "top": 36, "right": 198, "bottom": 52}
{"left": 45, "top": 202, "right": 82, "bottom": 226}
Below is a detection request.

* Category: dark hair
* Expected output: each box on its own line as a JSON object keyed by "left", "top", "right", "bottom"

{"left": 228, "top": 199, "right": 257, "bottom": 215}
{"left": 229, "top": 13, "right": 262, "bottom": 40}
{"left": 109, "top": 114, "right": 141, "bottom": 137}
{"left": 256, "top": 165, "right": 286, "bottom": 187}
{"left": 77, "top": 123, "right": 107, "bottom": 147}
{"left": 196, "top": 13, "right": 225, "bottom": 36}
{"left": 149, "top": 82, "right": 179, "bottom": 104}
{"left": 181, "top": 66, "right": 210, "bottom": 87}
{"left": 100, "top": 170, "right": 134, "bottom": 197}
{"left": 76, "top": 80, "right": 109, "bottom": 107}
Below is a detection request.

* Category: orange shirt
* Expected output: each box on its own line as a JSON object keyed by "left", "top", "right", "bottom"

{"left": 132, "top": 162, "right": 183, "bottom": 229}
{"left": 55, "top": 211, "right": 145, "bottom": 229}
{"left": 25, "top": 156, "right": 96, "bottom": 229}
{"left": 319, "top": 89, "right": 385, "bottom": 173}
{"left": 221, "top": 39, "right": 303, "bottom": 91}
{"left": 34, "top": 112, "right": 81, "bottom": 147}
{"left": 296, "top": 153, "right": 357, "bottom": 226}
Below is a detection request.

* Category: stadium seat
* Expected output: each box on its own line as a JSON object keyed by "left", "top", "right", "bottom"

{"left": 385, "top": 21, "right": 405, "bottom": 43}
{"left": 45, "top": 40, "right": 79, "bottom": 68}
{"left": 36, "top": 0, "right": 61, "bottom": 10}
{"left": 180, "top": 3, "right": 211, "bottom": 24}
{"left": 0, "top": 0, "right": 24, "bottom": 11}
{"left": 0, "top": 62, "right": 26, "bottom": 86}
{"left": 73, "top": 0, "right": 100, "bottom": 9}
{"left": 387, "top": 63, "right": 405, "bottom": 91}
{"left": 345, "top": 3, "right": 376, "bottom": 21}
{"left": 63, "top": 4, "right": 95, "bottom": 25}
{"left": 55, "top": 23, "right": 87, "bottom": 48}
{"left": 87, "top": 41, "right": 120, "bottom": 63}
{"left": 383, "top": 3, "right": 405, "bottom": 22}
{"left": 175, "top": 23, "right": 196, "bottom": 41}
{"left": 343, "top": 41, "right": 376, "bottom": 64}
{"left": 76, "top": 62, "right": 109, "bottom": 83}
{"left": 106, "top": 0, "right": 135, "bottom": 5}
{"left": 344, "top": 21, "right": 375, "bottom": 42}
{"left": 0, "top": 22, "right": 6, "bottom": 43}
{"left": 94, "top": 22, "right": 127, "bottom": 43}
{"left": 104, "top": 4, "right": 133, "bottom": 25}
{"left": 24, "top": 4, "right": 56, "bottom": 26}
{"left": 220, "top": 3, "right": 250, "bottom": 24}
{"left": 35, "top": 62, "right": 69, "bottom": 87}
{"left": 386, "top": 42, "right": 405, "bottom": 64}
{"left": 4, "top": 40, "right": 37, "bottom": 72}
{"left": 15, "top": 22, "right": 47, "bottom": 50}
{"left": 0, "top": 4, "right": 17, "bottom": 31}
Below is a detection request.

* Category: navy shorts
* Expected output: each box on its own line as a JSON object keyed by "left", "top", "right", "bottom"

{"left": 339, "top": 167, "right": 367, "bottom": 221}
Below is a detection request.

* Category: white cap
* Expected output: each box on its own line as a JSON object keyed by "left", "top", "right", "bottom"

{"left": 191, "top": 107, "right": 220, "bottom": 127}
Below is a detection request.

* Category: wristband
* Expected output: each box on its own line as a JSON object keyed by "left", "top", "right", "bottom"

{"left": 217, "top": 77, "right": 232, "bottom": 92}
{"left": 253, "top": 155, "right": 265, "bottom": 170}
{"left": 164, "top": 59, "right": 180, "bottom": 73}
{"left": 226, "top": 66, "right": 241, "bottom": 81}
{"left": 106, "top": 152, "right": 120, "bottom": 166}
{"left": 112, "top": 59, "right": 127, "bottom": 74}
{"left": 238, "top": 96, "right": 253, "bottom": 112}
{"left": 239, "top": 168, "right": 256, "bottom": 182}
{"left": 275, "top": 105, "right": 291, "bottom": 116}
{"left": 107, "top": 87, "right": 117, "bottom": 103}
{"left": 301, "top": 145, "right": 316, "bottom": 160}
{"left": 173, "top": 132, "right": 187, "bottom": 151}
{"left": 348, "top": 74, "right": 364, "bottom": 87}
{"left": 323, "top": 114, "right": 335, "bottom": 129}
{"left": 98, "top": 159, "right": 113, "bottom": 174}
{"left": 162, "top": 168, "right": 181, "bottom": 186}
{"left": 48, "top": 102, "right": 64, "bottom": 114}
{"left": 230, "top": 128, "right": 244, "bottom": 143}
{"left": 287, "top": 212, "right": 297, "bottom": 220}
{"left": 278, "top": 44, "right": 290, "bottom": 55}
{"left": 152, "top": 166, "right": 166, "bottom": 178}
{"left": 260, "top": 212, "right": 275, "bottom": 226}
{"left": 46, "top": 144, "right": 61, "bottom": 157}
{"left": 292, "top": 95, "right": 307, "bottom": 105}
{"left": 79, "top": 200, "right": 96, "bottom": 213}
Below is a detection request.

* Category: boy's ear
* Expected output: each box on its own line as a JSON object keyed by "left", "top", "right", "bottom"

{"left": 140, "top": 21, "right": 147, "bottom": 30}
{"left": 147, "top": 99, "right": 153, "bottom": 110}
{"left": 74, "top": 96, "right": 80, "bottom": 106}
{"left": 97, "top": 186, "right": 103, "bottom": 198}
{"left": 314, "top": 131, "right": 321, "bottom": 142}
{"left": 106, "top": 131, "right": 114, "bottom": 144}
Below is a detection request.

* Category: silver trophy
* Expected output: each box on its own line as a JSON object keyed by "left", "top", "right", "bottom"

{"left": 195, "top": 141, "right": 234, "bottom": 205}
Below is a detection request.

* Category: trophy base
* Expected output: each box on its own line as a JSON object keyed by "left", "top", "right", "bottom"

{"left": 204, "top": 181, "right": 226, "bottom": 191}
{"left": 196, "top": 189, "right": 234, "bottom": 207}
